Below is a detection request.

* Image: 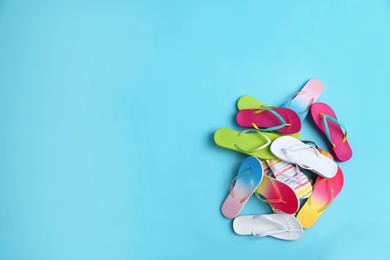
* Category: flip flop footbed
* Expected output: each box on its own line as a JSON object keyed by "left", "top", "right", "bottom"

{"left": 281, "top": 78, "right": 324, "bottom": 121}
{"left": 270, "top": 136, "right": 338, "bottom": 178}
{"left": 266, "top": 159, "right": 313, "bottom": 199}
{"left": 296, "top": 166, "right": 344, "bottom": 228}
{"left": 256, "top": 175, "right": 300, "bottom": 214}
{"left": 236, "top": 108, "right": 301, "bottom": 134}
{"left": 310, "top": 102, "right": 352, "bottom": 162}
{"left": 233, "top": 214, "right": 303, "bottom": 240}
{"left": 221, "top": 156, "right": 264, "bottom": 218}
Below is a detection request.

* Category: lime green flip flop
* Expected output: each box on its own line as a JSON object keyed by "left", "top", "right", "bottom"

{"left": 237, "top": 95, "right": 272, "bottom": 110}
{"left": 214, "top": 128, "right": 300, "bottom": 159}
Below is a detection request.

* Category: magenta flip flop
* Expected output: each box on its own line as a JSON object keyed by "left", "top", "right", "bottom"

{"left": 236, "top": 108, "right": 301, "bottom": 134}
{"left": 310, "top": 102, "right": 352, "bottom": 162}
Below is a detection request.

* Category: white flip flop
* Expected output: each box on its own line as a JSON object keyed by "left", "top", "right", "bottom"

{"left": 270, "top": 136, "right": 337, "bottom": 178}
{"left": 233, "top": 213, "right": 303, "bottom": 240}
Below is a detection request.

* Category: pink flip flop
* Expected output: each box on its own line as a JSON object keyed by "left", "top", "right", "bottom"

{"left": 310, "top": 102, "right": 352, "bottom": 162}
{"left": 281, "top": 78, "right": 324, "bottom": 121}
{"left": 236, "top": 108, "right": 301, "bottom": 134}
{"left": 255, "top": 175, "right": 300, "bottom": 215}
{"left": 221, "top": 156, "right": 264, "bottom": 218}
{"left": 296, "top": 166, "right": 344, "bottom": 228}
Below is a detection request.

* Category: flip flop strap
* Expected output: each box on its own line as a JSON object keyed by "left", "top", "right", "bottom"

{"left": 319, "top": 113, "right": 348, "bottom": 148}
{"left": 281, "top": 144, "right": 321, "bottom": 170}
{"left": 234, "top": 128, "right": 271, "bottom": 153}
{"left": 252, "top": 108, "right": 291, "bottom": 132}
{"left": 265, "top": 165, "right": 312, "bottom": 198}
{"left": 301, "top": 140, "right": 318, "bottom": 148}
{"left": 252, "top": 228, "right": 301, "bottom": 237}
{"left": 255, "top": 178, "right": 286, "bottom": 204}
{"left": 229, "top": 168, "right": 254, "bottom": 203}
{"left": 268, "top": 160, "right": 302, "bottom": 185}
{"left": 258, "top": 104, "right": 276, "bottom": 110}
{"left": 250, "top": 215, "right": 295, "bottom": 237}
{"left": 287, "top": 91, "right": 315, "bottom": 114}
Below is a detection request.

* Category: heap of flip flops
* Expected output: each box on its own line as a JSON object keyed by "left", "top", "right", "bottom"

{"left": 214, "top": 79, "right": 352, "bottom": 240}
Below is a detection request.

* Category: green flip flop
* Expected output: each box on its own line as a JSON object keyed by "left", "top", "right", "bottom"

{"left": 214, "top": 127, "right": 300, "bottom": 159}
{"left": 237, "top": 95, "right": 269, "bottom": 110}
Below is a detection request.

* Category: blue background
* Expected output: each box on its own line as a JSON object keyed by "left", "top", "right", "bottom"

{"left": 1, "top": 1, "right": 389, "bottom": 259}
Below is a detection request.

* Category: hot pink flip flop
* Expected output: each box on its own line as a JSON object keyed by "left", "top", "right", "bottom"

{"left": 310, "top": 102, "right": 352, "bottom": 162}
{"left": 296, "top": 166, "right": 344, "bottom": 228}
{"left": 236, "top": 108, "right": 301, "bottom": 134}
